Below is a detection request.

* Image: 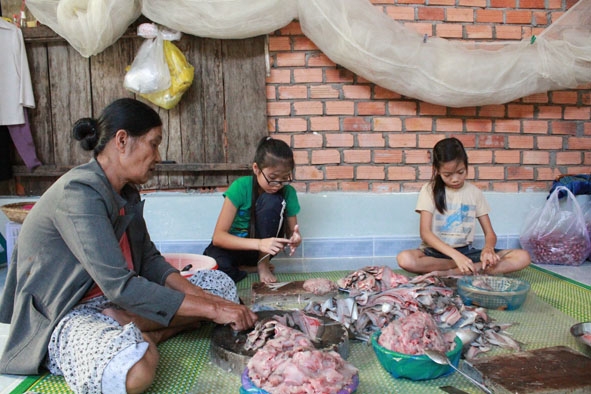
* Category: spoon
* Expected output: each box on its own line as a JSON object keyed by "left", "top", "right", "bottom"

{"left": 424, "top": 349, "right": 493, "bottom": 394}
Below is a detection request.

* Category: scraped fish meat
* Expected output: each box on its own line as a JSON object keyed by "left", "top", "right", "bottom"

{"left": 378, "top": 311, "right": 452, "bottom": 355}
{"left": 247, "top": 323, "right": 358, "bottom": 394}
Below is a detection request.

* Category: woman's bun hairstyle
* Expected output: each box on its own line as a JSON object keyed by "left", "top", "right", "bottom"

{"left": 72, "top": 117, "right": 99, "bottom": 151}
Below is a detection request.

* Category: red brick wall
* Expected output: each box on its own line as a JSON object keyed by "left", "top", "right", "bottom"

{"left": 266, "top": 0, "right": 591, "bottom": 193}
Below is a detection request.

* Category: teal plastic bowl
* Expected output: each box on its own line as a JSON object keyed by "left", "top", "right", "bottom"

{"left": 457, "top": 276, "right": 530, "bottom": 310}
{"left": 371, "top": 332, "right": 462, "bottom": 381}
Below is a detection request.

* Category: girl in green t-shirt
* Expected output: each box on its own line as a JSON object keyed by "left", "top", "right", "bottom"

{"left": 204, "top": 137, "right": 302, "bottom": 283}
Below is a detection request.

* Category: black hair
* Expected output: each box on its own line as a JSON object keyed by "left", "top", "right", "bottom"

{"left": 253, "top": 136, "right": 295, "bottom": 171}
{"left": 431, "top": 137, "right": 469, "bottom": 214}
{"left": 72, "top": 98, "right": 162, "bottom": 157}
{"left": 249, "top": 136, "right": 294, "bottom": 238}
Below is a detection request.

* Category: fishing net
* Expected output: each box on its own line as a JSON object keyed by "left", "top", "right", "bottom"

{"left": 142, "top": 0, "right": 298, "bottom": 39}
{"left": 298, "top": 0, "right": 591, "bottom": 107}
{"left": 24, "top": 0, "right": 591, "bottom": 107}
{"left": 26, "top": 0, "right": 141, "bottom": 58}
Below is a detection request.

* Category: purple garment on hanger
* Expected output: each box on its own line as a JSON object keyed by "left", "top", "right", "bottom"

{"left": 8, "top": 109, "right": 42, "bottom": 170}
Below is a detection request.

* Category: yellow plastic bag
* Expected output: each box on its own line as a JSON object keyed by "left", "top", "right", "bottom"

{"left": 141, "top": 40, "right": 194, "bottom": 110}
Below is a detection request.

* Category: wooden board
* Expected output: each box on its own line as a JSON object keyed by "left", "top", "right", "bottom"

{"left": 463, "top": 346, "right": 591, "bottom": 393}
{"left": 13, "top": 26, "right": 265, "bottom": 195}
{"left": 251, "top": 280, "right": 338, "bottom": 306}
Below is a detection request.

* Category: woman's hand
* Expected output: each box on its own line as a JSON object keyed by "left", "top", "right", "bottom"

{"left": 214, "top": 302, "right": 258, "bottom": 331}
{"left": 287, "top": 224, "right": 302, "bottom": 256}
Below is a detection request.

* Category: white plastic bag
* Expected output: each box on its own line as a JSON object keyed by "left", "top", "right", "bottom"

{"left": 520, "top": 186, "right": 591, "bottom": 266}
{"left": 140, "top": 40, "right": 195, "bottom": 110}
{"left": 124, "top": 33, "right": 171, "bottom": 94}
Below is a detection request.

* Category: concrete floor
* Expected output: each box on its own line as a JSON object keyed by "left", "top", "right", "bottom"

{"left": 0, "top": 259, "right": 590, "bottom": 393}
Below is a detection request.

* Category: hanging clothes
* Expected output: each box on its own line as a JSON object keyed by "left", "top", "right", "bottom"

{"left": 0, "top": 126, "right": 12, "bottom": 181}
{"left": 0, "top": 18, "right": 41, "bottom": 172}
{"left": 0, "top": 18, "right": 35, "bottom": 125}
{"left": 8, "top": 110, "right": 41, "bottom": 170}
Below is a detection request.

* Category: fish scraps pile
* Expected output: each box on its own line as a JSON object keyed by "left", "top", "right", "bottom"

{"left": 303, "top": 266, "right": 522, "bottom": 359}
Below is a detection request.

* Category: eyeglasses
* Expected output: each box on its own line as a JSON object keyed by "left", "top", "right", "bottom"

{"left": 260, "top": 170, "right": 292, "bottom": 187}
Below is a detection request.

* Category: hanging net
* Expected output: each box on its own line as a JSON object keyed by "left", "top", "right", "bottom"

{"left": 25, "top": 0, "right": 591, "bottom": 107}
{"left": 297, "top": 0, "right": 591, "bottom": 107}
{"left": 26, "top": 0, "right": 141, "bottom": 58}
{"left": 142, "top": 0, "right": 298, "bottom": 40}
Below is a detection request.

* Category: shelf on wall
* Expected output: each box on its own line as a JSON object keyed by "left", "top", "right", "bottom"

{"left": 12, "top": 163, "right": 251, "bottom": 177}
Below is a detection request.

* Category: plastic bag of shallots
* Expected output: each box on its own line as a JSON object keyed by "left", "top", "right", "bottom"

{"left": 520, "top": 186, "right": 591, "bottom": 266}
{"left": 584, "top": 201, "right": 591, "bottom": 261}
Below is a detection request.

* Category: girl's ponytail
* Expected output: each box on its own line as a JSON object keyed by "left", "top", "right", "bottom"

{"left": 433, "top": 176, "right": 447, "bottom": 214}
{"left": 431, "top": 137, "right": 468, "bottom": 214}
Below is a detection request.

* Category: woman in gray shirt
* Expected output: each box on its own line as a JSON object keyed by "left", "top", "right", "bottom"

{"left": 0, "top": 98, "right": 257, "bottom": 393}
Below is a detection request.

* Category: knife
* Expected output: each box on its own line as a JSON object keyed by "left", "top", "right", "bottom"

{"left": 439, "top": 386, "right": 470, "bottom": 394}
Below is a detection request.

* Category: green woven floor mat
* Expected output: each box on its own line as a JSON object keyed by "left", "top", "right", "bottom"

{"left": 508, "top": 265, "right": 591, "bottom": 322}
{"left": 16, "top": 266, "right": 591, "bottom": 394}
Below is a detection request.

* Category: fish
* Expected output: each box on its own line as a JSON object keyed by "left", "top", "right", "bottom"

{"left": 483, "top": 329, "right": 523, "bottom": 351}
{"left": 304, "top": 266, "right": 523, "bottom": 358}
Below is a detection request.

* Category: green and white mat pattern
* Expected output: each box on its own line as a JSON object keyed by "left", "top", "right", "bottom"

{"left": 12, "top": 266, "right": 591, "bottom": 394}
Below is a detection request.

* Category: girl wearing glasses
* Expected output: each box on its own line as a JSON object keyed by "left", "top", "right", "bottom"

{"left": 204, "top": 137, "right": 302, "bottom": 283}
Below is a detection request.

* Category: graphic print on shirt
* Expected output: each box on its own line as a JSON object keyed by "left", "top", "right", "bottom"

{"left": 433, "top": 202, "right": 475, "bottom": 247}
{"left": 232, "top": 208, "right": 249, "bottom": 238}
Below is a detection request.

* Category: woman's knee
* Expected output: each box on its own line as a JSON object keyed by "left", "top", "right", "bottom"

{"left": 126, "top": 345, "right": 159, "bottom": 394}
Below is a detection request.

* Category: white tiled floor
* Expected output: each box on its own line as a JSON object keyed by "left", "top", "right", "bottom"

{"left": 0, "top": 259, "right": 589, "bottom": 393}
{"left": 535, "top": 260, "right": 591, "bottom": 286}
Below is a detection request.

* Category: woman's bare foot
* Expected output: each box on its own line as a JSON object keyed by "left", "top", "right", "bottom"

{"left": 258, "top": 260, "right": 277, "bottom": 283}
{"left": 103, "top": 307, "right": 201, "bottom": 335}
{"left": 103, "top": 307, "right": 165, "bottom": 331}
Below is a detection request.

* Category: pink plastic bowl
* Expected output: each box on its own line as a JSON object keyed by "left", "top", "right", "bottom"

{"left": 162, "top": 253, "right": 218, "bottom": 277}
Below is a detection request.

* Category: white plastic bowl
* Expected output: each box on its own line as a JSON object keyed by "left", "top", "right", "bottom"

{"left": 162, "top": 253, "right": 218, "bottom": 277}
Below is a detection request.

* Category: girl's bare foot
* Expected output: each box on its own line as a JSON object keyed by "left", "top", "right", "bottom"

{"left": 258, "top": 260, "right": 277, "bottom": 283}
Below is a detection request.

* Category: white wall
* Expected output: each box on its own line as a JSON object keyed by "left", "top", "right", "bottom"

{"left": 2, "top": 192, "right": 589, "bottom": 244}
{"left": 141, "top": 191, "right": 564, "bottom": 240}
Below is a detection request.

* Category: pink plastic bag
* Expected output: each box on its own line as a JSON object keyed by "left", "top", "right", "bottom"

{"left": 520, "top": 186, "right": 591, "bottom": 265}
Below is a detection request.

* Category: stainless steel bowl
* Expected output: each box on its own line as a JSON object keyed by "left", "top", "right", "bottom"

{"left": 570, "top": 322, "right": 591, "bottom": 347}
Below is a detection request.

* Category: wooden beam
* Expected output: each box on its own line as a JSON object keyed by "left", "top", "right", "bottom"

{"left": 12, "top": 163, "right": 251, "bottom": 177}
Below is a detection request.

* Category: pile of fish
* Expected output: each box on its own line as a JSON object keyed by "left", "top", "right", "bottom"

{"left": 246, "top": 322, "right": 358, "bottom": 394}
{"left": 303, "top": 266, "right": 522, "bottom": 359}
